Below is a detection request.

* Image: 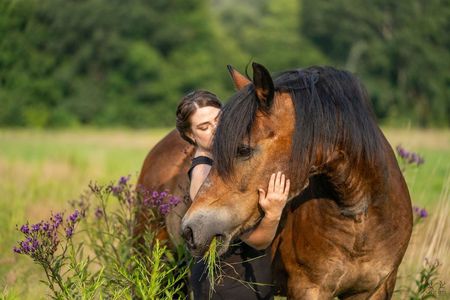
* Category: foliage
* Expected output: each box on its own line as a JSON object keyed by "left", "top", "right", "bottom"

{"left": 11, "top": 176, "right": 191, "bottom": 299}
{"left": 302, "top": 0, "right": 450, "bottom": 126}
{"left": 406, "top": 259, "right": 446, "bottom": 299}
{"left": 1, "top": 0, "right": 449, "bottom": 128}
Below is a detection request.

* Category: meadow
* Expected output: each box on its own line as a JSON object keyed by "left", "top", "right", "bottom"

{"left": 0, "top": 128, "right": 449, "bottom": 299}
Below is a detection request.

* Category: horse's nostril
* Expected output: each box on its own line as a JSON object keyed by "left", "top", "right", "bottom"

{"left": 182, "top": 226, "right": 196, "bottom": 249}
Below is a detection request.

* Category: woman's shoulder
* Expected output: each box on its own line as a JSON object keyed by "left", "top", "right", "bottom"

{"left": 188, "top": 155, "right": 213, "bottom": 181}
{"left": 191, "top": 155, "right": 213, "bottom": 166}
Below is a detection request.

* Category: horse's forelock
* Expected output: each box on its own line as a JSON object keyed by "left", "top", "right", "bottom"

{"left": 212, "top": 85, "right": 259, "bottom": 180}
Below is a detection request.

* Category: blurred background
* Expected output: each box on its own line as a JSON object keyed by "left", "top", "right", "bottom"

{"left": 1, "top": 0, "right": 449, "bottom": 128}
{"left": 1, "top": 0, "right": 449, "bottom": 298}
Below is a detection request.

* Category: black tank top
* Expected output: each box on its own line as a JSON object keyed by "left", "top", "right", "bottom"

{"left": 187, "top": 156, "right": 213, "bottom": 181}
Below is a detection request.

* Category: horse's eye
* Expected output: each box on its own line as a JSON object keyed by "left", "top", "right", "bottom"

{"left": 237, "top": 145, "right": 253, "bottom": 160}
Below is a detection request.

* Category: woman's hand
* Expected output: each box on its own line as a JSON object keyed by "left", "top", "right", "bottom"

{"left": 258, "top": 172, "right": 290, "bottom": 221}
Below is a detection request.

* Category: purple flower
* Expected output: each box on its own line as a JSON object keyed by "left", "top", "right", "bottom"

{"left": 396, "top": 145, "right": 425, "bottom": 167}
{"left": 21, "top": 241, "right": 30, "bottom": 253}
{"left": 66, "top": 227, "right": 74, "bottom": 238}
{"left": 169, "top": 196, "right": 180, "bottom": 206}
{"left": 119, "top": 176, "right": 130, "bottom": 186}
{"left": 419, "top": 208, "right": 428, "bottom": 218}
{"left": 159, "top": 204, "right": 170, "bottom": 215}
{"left": 412, "top": 205, "right": 429, "bottom": 220}
{"left": 160, "top": 191, "right": 168, "bottom": 198}
{"left": 111, "top": 185, "right": 122, "bottom": 196}
{"left": 20, "top": 224, "right": 29, "bottom": 234}
{"left": 94, "top": 207, "right": 103, "bottom": 219}
{"left": 53, "top": 213, "right": 63, "bottom": 228}
{"left": 152, "top": 191, "right": 159, "bottom": 199}
{"left": 31, "top": 239, "right": 39, "bottom": 252}
{"left": 42, "top": 222, "right": 50, "bottom": 232}
{"left": 31, "top": 223, "right": 41, "bottom": 232}
{"left": 396, "top": 145, "right": 410, "bottom": 160}
{"left": 13, "top": 246, "right": 22, "bottom": 254}
{"left": 68, "top": 210, "right": 79, "bottom": 223}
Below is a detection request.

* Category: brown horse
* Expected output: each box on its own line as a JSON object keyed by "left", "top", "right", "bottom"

{"left": 135, "top": 129, "right": 194, "bottom": 246}
{"left": 181, "top": 63, "right": 413, "bottom": 299}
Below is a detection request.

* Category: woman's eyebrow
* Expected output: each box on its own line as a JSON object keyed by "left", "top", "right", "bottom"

{"left": 196, "top": 121, "right": 210, "bottom": 127}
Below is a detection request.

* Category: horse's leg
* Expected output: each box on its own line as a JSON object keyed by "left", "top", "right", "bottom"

{"left": 367, "top": 268, "right": 397, "bottom": 300}
{"left": 340, "top": 269, "right": 398, "bottom": 300}
{"left": 287, "top": 275, "right": 333, "bottom": 300}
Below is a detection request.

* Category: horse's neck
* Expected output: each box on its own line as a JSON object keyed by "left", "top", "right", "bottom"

{"left": 320, "top": 160, "right": 383, "bottom": 217}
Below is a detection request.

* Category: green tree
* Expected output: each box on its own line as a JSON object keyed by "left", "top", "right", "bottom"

{"left": 302, "top": 0, "right": 450, "bottom": 126}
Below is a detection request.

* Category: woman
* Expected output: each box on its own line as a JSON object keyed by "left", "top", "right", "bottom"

{"left": 176, "top": 90, "right": 290, "bottom": 300}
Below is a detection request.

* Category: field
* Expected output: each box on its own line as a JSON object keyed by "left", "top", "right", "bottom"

{"left": 0, "top": 128, "right": 449, "bottom": 299}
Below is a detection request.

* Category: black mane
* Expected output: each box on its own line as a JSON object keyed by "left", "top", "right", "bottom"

{"left": 213, "top": 66, "right": 384, "bottom": 184}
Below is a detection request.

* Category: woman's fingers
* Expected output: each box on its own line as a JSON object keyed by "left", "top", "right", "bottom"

{"left": 268, "top": 173, "right": 276, "bottom": 192}
{"left": 284, "top": 179, "right": 290, "bottom": 197}
{"left": 279, "top": 173, "right": 285, "bottom": 193}
{"left": 267, "top": 172, "right": 290, "bottom": 197}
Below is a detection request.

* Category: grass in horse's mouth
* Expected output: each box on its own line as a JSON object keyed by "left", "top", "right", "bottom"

{"left": 201, "top": 235, "right": 224, "bottom": 295}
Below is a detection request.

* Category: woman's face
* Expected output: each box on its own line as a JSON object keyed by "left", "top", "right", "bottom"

{"left": 188, "top": 106, "right": 221, "bottom": 151}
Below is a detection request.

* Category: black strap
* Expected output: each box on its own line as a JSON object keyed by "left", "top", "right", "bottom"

{"left": 188, "top": 156, "right": 213, "bottom": 181}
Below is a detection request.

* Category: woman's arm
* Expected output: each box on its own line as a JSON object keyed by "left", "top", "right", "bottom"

{"left": 189, "top": 164, "right": 212, "bottom": 200}
{"left": 241, "top": 172, "right": 290, "bottom": 250}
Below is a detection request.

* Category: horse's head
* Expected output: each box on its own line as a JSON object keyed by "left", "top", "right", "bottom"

{"left": 181, "top": 63, "right": 383, "bottom": 256}
{"left": 181, "top": 63, "right": 295, "bottom": 256}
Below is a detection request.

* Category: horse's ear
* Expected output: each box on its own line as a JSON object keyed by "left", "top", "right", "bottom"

{"left": 252, "top": 62, "right": 274, "bottom": 111}
{"left": 227, "top": 65, "right": 251, "bottom": 90}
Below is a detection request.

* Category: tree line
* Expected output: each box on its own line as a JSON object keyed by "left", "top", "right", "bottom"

{"left": 0, "top": 0, "right": 448, "bottom": 128}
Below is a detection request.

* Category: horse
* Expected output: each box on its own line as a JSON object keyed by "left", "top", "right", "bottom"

{"left": 135, "top": 129, "right": 194, "bottom": 247}
{"left": 181, "top": 63, "right": 413, "bottom": 299}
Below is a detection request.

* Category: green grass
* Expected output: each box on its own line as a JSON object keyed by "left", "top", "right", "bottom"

{"left": 0, "top": 127, "right": 449, "bottom": 299}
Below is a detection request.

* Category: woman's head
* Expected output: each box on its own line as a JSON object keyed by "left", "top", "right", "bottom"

{"left": 176, "top": 90, "right": 222, "bottom": 151}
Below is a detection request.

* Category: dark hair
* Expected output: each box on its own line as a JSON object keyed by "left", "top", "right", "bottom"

{"left": 213, "top": 66, "right": 384, "bottom": 184}
{"left": 176, "top": 90, "right": 222, "bottom": 145}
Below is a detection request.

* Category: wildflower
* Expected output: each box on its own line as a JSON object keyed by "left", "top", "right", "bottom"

{"left": 396, "top": 145, "right": 425, "bottom": 167}
{"left": 412, "top": 205, "right": 428, "bottom": 225}
{"left": 119, "top": 176, "right": 130, "bottom": 186}
{"left": 396, "top": 145, "right": 410, "bottom": 160}
{"left": 42, "top": 222, "right": 50, "bottom": 232}
{"left": 31, "top": 223, "right": 41, "bottom": 232}
{"left": 419, "top": 208, "right": 428, "bottom": 218}
{"left": 169, "top": 195, "right": 181, "bottom": 206}
{"left": 53, "top": 213, "right": 63, "bottom": 228}
{"left": 111, "top": 185, "right": 123, "bottom": 196}
{"left": 20, "top": 224, "right": 30, "bottom": 234}
{"left": 159, "top": 204, "right": 171, "bottom": 215}
{"left": 68, "top": 210, "right": 79, "bottom": 223}
{"left": 94, "top": 207, "right": 103, "bottom": 219}
{"left": 65, "top": 227, "right": 74, "bottom": 238}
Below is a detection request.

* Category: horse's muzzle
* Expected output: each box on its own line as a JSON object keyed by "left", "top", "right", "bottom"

{"left": 181, "top": 210, "right": 233, "bottom": 256}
